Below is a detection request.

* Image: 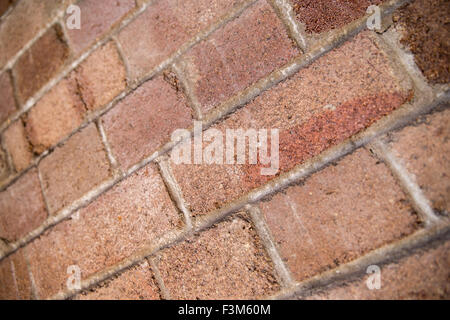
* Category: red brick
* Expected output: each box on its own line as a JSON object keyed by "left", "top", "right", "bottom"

{"left": 13, "top": 25, "right": 69, "bottom": 105}
{"left": 0, "top": 250, "right": 32, "bottom": 300}
{"left": 307, "top": 240, "right": 450, "bottom": 299}
{"left": 179, "top": 0, "right": 298, "bottom": 114}
{"left": 157, "top": 213, "right": 280, "bottom": 299}
{"left": 26, "top": 163, "right": 180, "bottom": 299}
{"left": 0, "top": 71, "right": 16, "bottom": 124}
{"left": 79, "top": 261, "right": 161, "bottom": 300}
{"left": 0, "top": 0, "right": 14, "bottom": 17}
{"left": 73, "top": 41, "right": 126, "bottom": 110}
{"left": 259, "top": 148, "right": 418, "bottom": 281}
{"left": 292, "top": 0, "right": 384, "bottom": 34}
{"left": 102, "top": 75, "right": 192, "bottom": 170}
{"left": 38, "top": 123, "right": 110, "bottom": 214}
{"left": 387, "top": 107, "right": 450, "bottom": 216}
{"left": 0, "top": 148, "right": 9, "bottom": 180}
{"left": 170, "top": 32, "right": 412, "bottom": 215}
{"left": 3, "top": 120, "right": 33, "bottom": 172}
{"left": 25, "top": 76, "right": 86, "bottom": 154}
{"left": 0, "top": 0, "right": 69, "bottom": 68}
{"left": 65, "top": 0, "right": 135, "bottom": 54}
{"left": 117, "top": 0, "right": 247, "bottom": 81}
{"left": 0, "top": 168, "right": 47, "bottom": 241}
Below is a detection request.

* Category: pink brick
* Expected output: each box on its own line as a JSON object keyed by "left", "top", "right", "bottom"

{"left": 102, "top": 75, "right": 192, "bottom": 170}
{"left": 26, "top": 163, "right": 181, "bottom": 299}
{"left": 0, "top": 71, "right": 16, "bottom": 124}
{"left": 258, "top": 148, "right": 419, "bottom": 281}
{"left": 65, "top": 0, "right": 135, "bottom": 54}
{"left": 3, "top": 120, "right": 33, "bottom": 172}
{"left": 38, "top": 123, "right": 110, "bottom": 214}
{"left": 0, "top": 168, "right": 47, "bottom": 241}
{"left": 179, "top": 0, "right": 299, "bottom": 113}
{"left": 157, "top": 214, "right": 280, "bottom": 299}
{"left": 73, "top": 41, "right": 126, "bottom": 111}
{"left": 25, "top": 76, "right": 86, "bottom": 154}
{"left": 0, "top": 250, "right": 32, "bottom": 300}
{"left": 117, "top": 0, "right": 248, "bottom": 81}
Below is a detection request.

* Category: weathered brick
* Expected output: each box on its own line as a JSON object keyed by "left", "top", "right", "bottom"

{"left": 0, "top": 147, "right": 9, "bottom": 180}
{"left": 386, "top": 107, "right": 450, "bottom": 216}
{"left": 0, "top": 0, "right": 69, "bottom": 68}
{"left": 3, "top": 120, "right": 33, "bottom": 172}
{"left": 13, "top": 25, "right": 69, "bottom": 105}
{"left": 157, "top": 214, "right": 280, "bottom": 299}
{"left": 73, "top": 41, "right": 126, "bottom": 110}
{"left": 25, "top": 76, "right": 86, "bottom": 154}
{"left": 0, "top": 168, "right": 47, "bottom": 241}
{"left": 102, "top": 75, "right": 192, "bottom": 170}
{"left": 26, "top": 163, "right": 180, "bottom": 299}
{"left": 39, "top": 123, "right": 110, "bottom": 214}
{"left": 0, "top": 250, "right": 32, "bottom": 300}
{"left": 117, "top": 0, "right": 247, "bottom": 81}
{"left": 179, "top": 0, "right": 299, "bottom": 113}
{"left": 292, "top": 0, "right": 384, "bottom": 34}
{"left": 0, "top": 71, "right": 16, "bottom": 124}
{"left": 170, "top": 32, "right": 412, "bottom": 215}
{"left": 258, "top": 148, "right": 418, "bottom": 281}
{"left": 79, "top": 261, "right": 161, "bottom": 300}
{"left": 306, "top": 240, "right": 450, "bottom": 299}
{"left": 65, "top": 0, "right": 135, "bottom": 54}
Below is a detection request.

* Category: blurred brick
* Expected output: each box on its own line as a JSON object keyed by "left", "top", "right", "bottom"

{"left": 0, "top": 250, "right": 32, "bottom": 300}
{"left": 158, "top": 214, "right": 280, "bottom": 299}
{"left": 0, "top": 71, "right": 16, "bottom": 124}
{"left": 26, "top": 163, "right": 180, "bottom": 299}
{"left": 117, "top": 0, "right": 247, "bottom": 81}
{"left": 65, "top": 0, "right": 135, "bottom": 54}
{"left": 307, "top": 240, "right": 450, "bottom": 299}
{"left": 179, "top": 0, "right": 298, "bottom": 113}
{"left": 73, "top": 41, "right": 126, "bottom": 111}
{"left": 102, "top": 76, "right": 192, "bottom": 170}
{"left": 79, "top": 261, "right": 161, "bottom": 300}
{"left": 0, "top": 148, "right": 9, "bottom": 180}
{"left": 0, "top": 0, "right": 69, "bottom": 68}
{"left": 0, "top": 0, "right": 14, "bottom": 17}
{"left": 0, "top": 168, "right": 47, "bottom": 241}
{"left": 25, "top": 76, "right": 86, "bottom": 154}
{"left": 292, "top": 0, "right": 384, "bottom": 34}
{"left": 13, "top": 25, "right": 69, "bottom": 105}
{"left": 170, "top": 32, "right": 412, "bottom": 215}
{"left": 39, "top": 123, "right": 110, "bottom": 214}
{"left": 387, "top": 107, "right": 450, "bottom": 216}
{"left": 3, "top": 120, "right": 33, "bottom": 172}
{"left": 259, "top": 148, "right": 418, "bottom": 281}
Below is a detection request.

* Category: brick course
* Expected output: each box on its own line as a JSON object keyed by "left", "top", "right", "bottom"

{"left": 0, "top": 71, "right": 16, "bottom": 124}
{"left": 3, "top": 120, "right": 33, "bottom": 172}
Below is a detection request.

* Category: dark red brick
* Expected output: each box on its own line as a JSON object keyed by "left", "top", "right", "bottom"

{"left": 0, "top": 71, "right": 16, "bottom": 124}
{"left": 3, "top": 120, "right": 33, "bottom": 172}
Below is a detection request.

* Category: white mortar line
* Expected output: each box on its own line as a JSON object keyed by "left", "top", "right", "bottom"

{"left": 147, "top": 256, "right": 171, "bottom": 300}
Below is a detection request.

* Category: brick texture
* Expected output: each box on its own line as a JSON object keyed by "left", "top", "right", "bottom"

{"left": 178, "top": 0, "right": 299, "bottom": 113}
{"left": 39, "top": 123, "right": 110, "bottom": 214}
{"left": 0, "top": 168, "right": 47, "bottom": 241}
{"left": 0, "top": 0, "right": 14, "bottom": 17}
{"left": 102, "top": 75, "right": 192, "bottom": 170}
{"left": 386, "top": 107, "right": 450, "bottom": 216}
{"left": 0, "top": 71, "right": 16, "bottom": 124}
{"left": 26, "top": 163, "right": 180, "bottom": 299}
{"left": 117, "top": 0, "right": 248, "bottom": 81}
{"left": 170, "top": 32, "right": 412, "bottom": 216}
{"left": 3, "top": 120, "right": 33, "bottom": 172}
{"left": 0, "top": 250, "right": 32, "bottom": 300}
{"left": 0, "top": 148, "right": 8, "bottom": 180}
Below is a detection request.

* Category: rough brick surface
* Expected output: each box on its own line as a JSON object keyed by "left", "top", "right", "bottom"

{"left": 26, "top": 163, "right": 180, "bottom": 299}
{"left": 13, "top": 26, "right": 69, "bottom": 105}
{"left": 79, "top": 262, "right": 161, "bottom": 300}
{"left": 117, "top": 0, "right": 247, "bottom": 81}
{"left": 0, "top": 168, "right": 47, "bottom": 241}
{"left": 102, "top": 76, "right": 192, "bottom": 170}
{"left": 3, "top": 120, "right": 33, "bottom": 172}
{"left": 170, "top": 32, "right": 412, "bottom": 215}
{"left": 157, "top": 214, "right": 280, "bottom": 299}
{"left": 387, "top": 107, "right": 450, "bottom": 216}
{"left": 39, "top": 123, "right": 110, "bottom": 214}
{"left": 0, "top": 148, "right": 8, "bottom": 180}
{"left": 0, "top": 71, "right": 16, "bottom": 124}
{"left": 306, "top": 240, "right": 450, "bottom": 299}
{"left": 73, "top": 41, "right": 126, "bottom": 111}
{"left": 25, "top": 76, "right": 86, "bottom": 154}
{"left": 65, "top": 0, "right": 135, "bottom": 54}
{"left": 258, "top": 148, "right": 418, "bottom": 281}
{"left": 179, "top": 0, "right": 298, "bottom": 113}
{"left": 0, "top": 250, "right": 32, "bottom": 300}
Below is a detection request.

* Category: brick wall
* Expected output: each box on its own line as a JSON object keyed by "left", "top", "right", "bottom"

{"left": 0, "top": 0, "right": 448, "bottom": 300}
